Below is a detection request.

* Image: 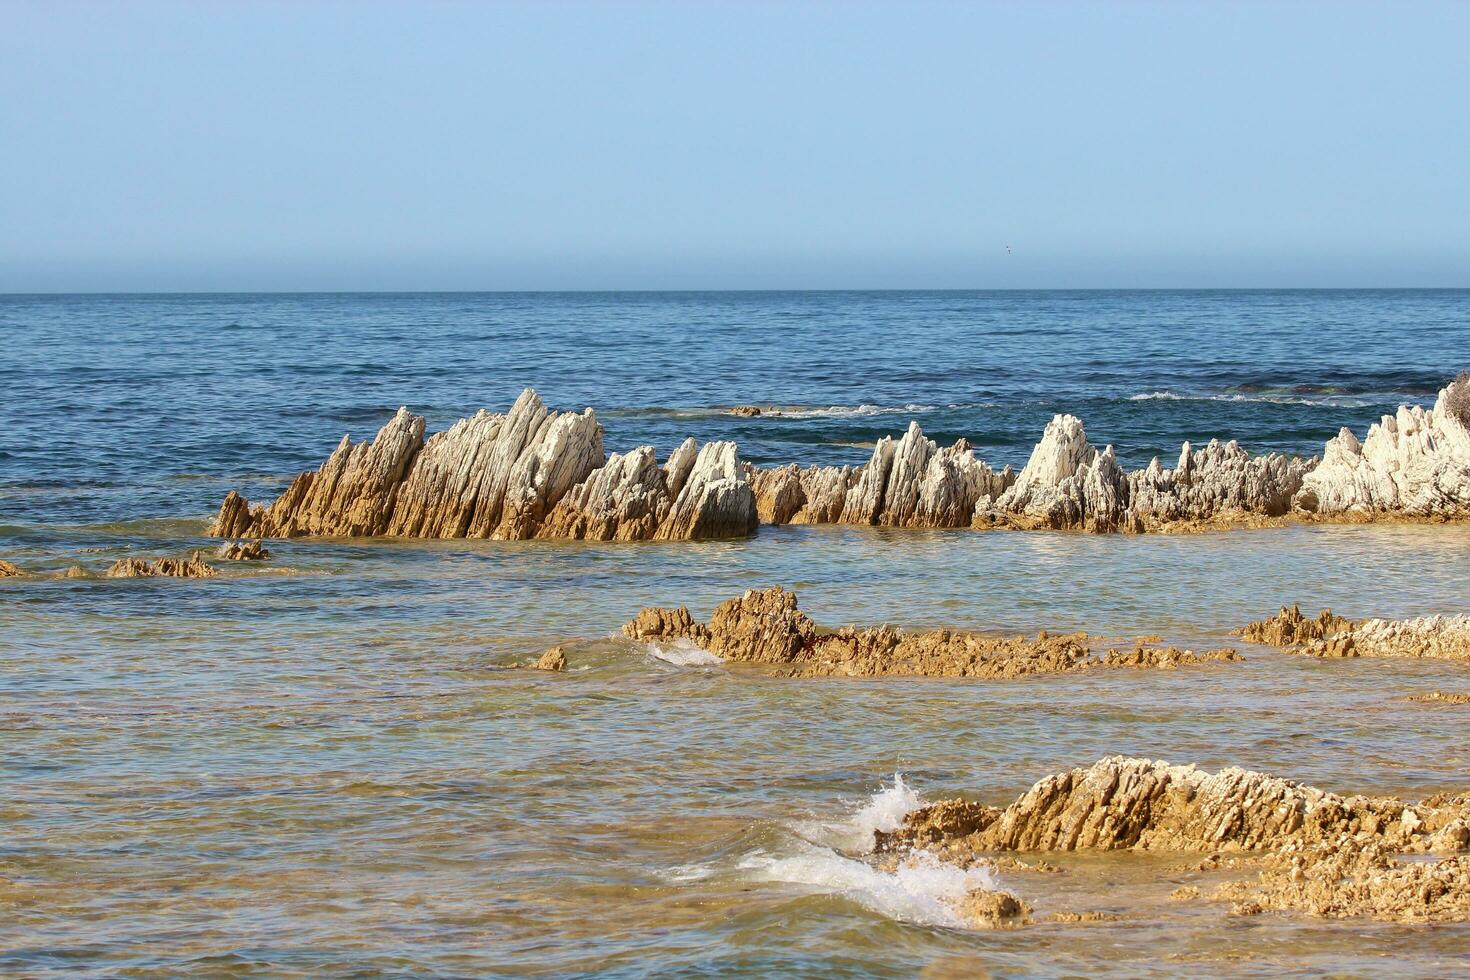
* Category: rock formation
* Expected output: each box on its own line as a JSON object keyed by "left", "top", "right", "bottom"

{"left": 217, "top": 539, "right": 270, "bottom": 560}
{"left": 1405, "top": 691, "right": 1470, "bottom": 705}
{"left": 873, "top": 756, "right": 1470, "bottom": 923}
{"left": 623, "top": 586, "right": 1239, "bottom": 678}
{"left": 534, "top": 646, "right": 567, "bottom": 671}
{"left": 1238, "top": 606, "right": 1470, "bottom": 661}
{"left": 0, "top": 559, "right": 23, "bottom": 577}
{"left": 209, "top": 389, "right": 757, "bottom": 542}
{"left": 1295, "top": 372, "right": 1470, "bottom": 518}
{"left": 208, "top": 374, "right": 1470, "bottom": 542}
{"left": 105, "top": 554, "right": 218, "bottom": 578}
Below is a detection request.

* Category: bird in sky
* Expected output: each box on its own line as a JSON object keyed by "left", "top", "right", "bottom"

{"left": 1006, "top": 244, "right": 1013, "bottom": 254}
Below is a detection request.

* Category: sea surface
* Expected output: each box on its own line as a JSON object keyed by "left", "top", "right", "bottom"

{"left": 2, "top": 290, "right": 1469, "bottom": 976}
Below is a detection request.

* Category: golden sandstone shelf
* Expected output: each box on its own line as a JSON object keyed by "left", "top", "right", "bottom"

{"left": 879, "top": 756, "right": 1470, "bottom": 926}
{"left": 623, "top": 586, "right": 1239, "bottom": 678}
{"left": 207, "top": 374, "right": 1470, "bottom": 543}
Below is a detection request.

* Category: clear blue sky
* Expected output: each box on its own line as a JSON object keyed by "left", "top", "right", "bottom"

{"left": 2, "top": 0, "right": 1467, "bottom": 291}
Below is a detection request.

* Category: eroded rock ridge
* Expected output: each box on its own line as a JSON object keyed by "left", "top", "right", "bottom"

{"left": 210, "top": 374, "right": 1470, "bottom": 541}
{"left": 209, "top": 389, "right": 757, "bottom": 542}
{"left": 623, "top": 586, "right": 1239, "bottom": 678}
{"left": 879, "top": 756, "right": 1470, "bottom": 923}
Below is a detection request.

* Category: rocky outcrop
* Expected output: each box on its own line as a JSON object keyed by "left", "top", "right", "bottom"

{"left": 874, "top": 756, "right": 1470, "bottom": 923}
{"left": 105, "top": 554, "right": 217, "bottom": 578}
{"left": 623, "top": 587, "right": 1239, "bottom": 678}
{"left": 210, "top": 389, "right": 757, "bottom": 542}
{"left": 210, "top": 376, "right": 1469, "bottom": 543}
{"left": 534, "top": 646, "right": 567, "bottom": 671}
{"left": 1238, "top": 606, "right": 1470, "bottom": 661}
{"left": 973, "top": 416, "right": 1310, "bottom": 533}
{"left": 1295, "top": 373, "right": 1470, "bottom": 518}
{"left": 750, "top": 423, "right": 1014, "bottom": 529}
{"left": 217, "top": 539, "right": 269, "bottom": 561}
{"left": 0, "top": 559, "right": 23, "bottom": 577}
{"left": 1406, "top": 691, "right": 1470, "bottom": 705}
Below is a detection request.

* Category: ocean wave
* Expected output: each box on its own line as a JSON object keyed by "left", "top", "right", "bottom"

{"left": 1128, "top": 390, "right": 1376, "bottom": 408}
{"left": 794, "top": 774, "right": 921, "bottom": 853}
{"left": 645, "top": 638, "right": 723, "bottom": 667}
{"left": 738, "top": 841, "right": 996, "bottom": 929}
{"left": 776, "top": 403, "right": 938, "bottom": 419}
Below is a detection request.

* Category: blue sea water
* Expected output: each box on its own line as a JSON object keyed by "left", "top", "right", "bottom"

{"left": 2, "top": 289, "right": 1466, "bottom": 526}
{"left": 3, "top": 290, "right": 1470, "bottom": 977}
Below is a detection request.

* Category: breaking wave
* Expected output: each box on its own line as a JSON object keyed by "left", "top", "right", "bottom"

{"left": 645, "top": 638, "right": 723, "bottom": 667}
{"left": 740, "top": 775, "right": 997, "bottom": 928}
{"left": 1128, "top": 390, "right": 1376, "bottom": 408}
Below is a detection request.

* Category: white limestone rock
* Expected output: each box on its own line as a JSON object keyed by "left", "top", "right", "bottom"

{"left": 1295, "top": 376, "right": 1470, "bottom": 517}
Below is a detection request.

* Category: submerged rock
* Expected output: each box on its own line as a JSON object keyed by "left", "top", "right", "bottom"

{"left": 728, "top": 405, "right": 763, "bottom": 417}
{"left": 1238, "top": 606, "right": 1470, "bottom": 661}
{"left": 217, "top": 539, "right": 270, "bottom": 561}
{"left": 875, "top": 756, "right": 1470, "bottom": 923}
{"left": 623, "top": 587, "right": 1239, "bottom": 678}
{"left": 209, "top": 389, "right": 757, "bottom": 542}
{"left": 534, "top": 646, "right": 567, "bottom": 671}
{"left": 105, "top": 554, "right": 217, "bottom": 579}
{"left": 1405, "top": 691, "right": 1470, "bottom": 705}
{"left": 0, "top": 559, "right": 24, "bottom": 577}
{"left": 955, "top": 887, "right": 1032, "bottom": 929}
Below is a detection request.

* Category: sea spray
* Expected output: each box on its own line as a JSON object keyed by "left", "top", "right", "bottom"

{"left": 645, "top": 638, "right": 723, "bottom": 667}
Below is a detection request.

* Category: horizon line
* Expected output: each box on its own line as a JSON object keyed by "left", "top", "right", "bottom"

{"left": 4, "top": 285, "right": 1469, "bottom": 297}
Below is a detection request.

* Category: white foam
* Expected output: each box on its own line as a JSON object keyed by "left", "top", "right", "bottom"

{"left": 798, "top": 774, "right": 923, "bottom": 854}
{"left": 739, "top": 841, "right": 997, "bottom": 929}
{"left": 646, "top": 638, "right": 723, "bottom": 667}
{"left": 779, "top": 403, "right": 936, "bottom": 419}
{"left": 1128, "top": 390, "right": 1373, "bottom": 408}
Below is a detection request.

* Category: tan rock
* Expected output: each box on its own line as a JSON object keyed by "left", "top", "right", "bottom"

{"left": 0, "top": 559, "right": 23, "bottom": 577}
{"left": 728, "top": 405, "right": 763, "bottom": 417}
{"left": 534, "top": 646, "right": 567, "bottom": 671}
{"left": 216, "top": 539, "right": 270, "bottom": 561}
{"left": 623, "top": 587, "right": 1240, "bottom": 679}
{"left": 209, "top": 389, "right": 756, "bottom": 542}
{"left": 1238, "top": 606, "right": 1470, "bottom": 661}
{"left": 955, "top": 887, "right": 1031, "bottom": 928}
{"left": 1405, "top": 691, "right": 1470, "bottom": 704}
{"left": 876, "top": 756, "right": 1470, "bottom": 923}
{"left": 105, "top": 553, "right": 217, "bottom": 578}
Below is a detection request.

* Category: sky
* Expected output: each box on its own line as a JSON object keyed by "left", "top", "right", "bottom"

{"left": 2, "top": 0, "right": 1467, "bottom": 291}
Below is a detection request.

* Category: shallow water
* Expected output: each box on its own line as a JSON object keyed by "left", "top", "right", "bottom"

{"left": 3, "top": 291, "right": 1470, "bottom": 975}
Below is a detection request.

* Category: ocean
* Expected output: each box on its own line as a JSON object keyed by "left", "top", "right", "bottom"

{"left": 3, "top": 290, "right": 1469, "bottom": 975}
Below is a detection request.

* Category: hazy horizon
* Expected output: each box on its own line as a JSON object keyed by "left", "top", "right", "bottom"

{"left": 4, "top": 0, "right": 1467, "bottom": 292}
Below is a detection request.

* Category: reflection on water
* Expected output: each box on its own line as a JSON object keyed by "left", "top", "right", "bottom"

{"left": 3, "top": 522, "right": 1470, "bottom": 974}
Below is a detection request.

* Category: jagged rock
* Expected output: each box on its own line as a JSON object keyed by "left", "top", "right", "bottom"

{"left": 216, "top": 539, "right": 269, "bottom": 561}
{"left": 534, "top": 646, "right": 567, "bottom": 671}
{"left": 105, "top": 554, "right": 217, "bottom": 578}
{"left": 1128, "top": 439, "right": 1310, "bottom": 530}
{"left": 654, "top": 441, "right": 758, "bottom": 540}
{"left": 877, "top": 756, "right": 1469, "bottom": 858}
{"left": 210, "top": 375, "right": 1470, "bottom": 541}
{"left": 1238, "top": 606, "right": 1470, "bottom": 661}
{"left": 956, "top": 887, "right": 1032, "bottom": 928}
{"left": 0, "top": 559, "right": 23, "bottom": 577}
{"left": 728, "top": 405, "right": 763, "bottom": 417}
{"left": 623, "top": 587, "right": 1239, "bottom": 678}
{"left": 748, "top": 464, "right": 806, "bottom": 524}
{"left": 210, "top": 389, "right": 756, "bottom": 542}
{"left": 1235, "top": 605, "right": 1357, "bottom": 647}
{"left": 1405, "top": 691, "right": 1470, "bottom": 705}
{"left": 1212, "top": 839, "right": 1470, "bottom": 923}
{"left": 1296, "top": 374, "right": 1470, "bottom": 517}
